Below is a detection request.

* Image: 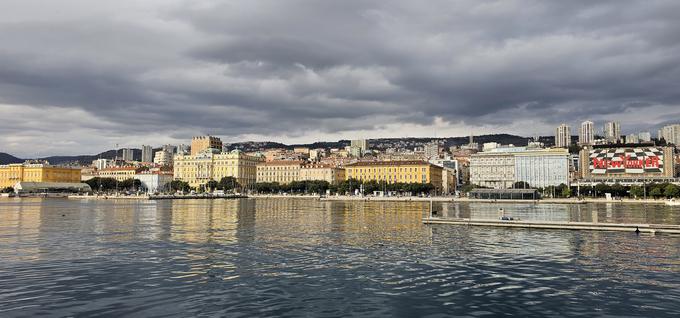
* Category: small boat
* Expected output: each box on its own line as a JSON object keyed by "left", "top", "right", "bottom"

{"left": 665, "top": 199, "right": 680, "bottom": 206}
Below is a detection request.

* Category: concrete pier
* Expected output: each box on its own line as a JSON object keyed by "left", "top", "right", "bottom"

{"left": 423, "top": 218, "right": 680, "bottom": 234}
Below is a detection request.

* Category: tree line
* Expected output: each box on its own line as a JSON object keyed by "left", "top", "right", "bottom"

{"left": 84, "top": 177, "right": 141, "bottom": 192}
{"left": 254, "top": 178, "right": 435, "bottom": 195}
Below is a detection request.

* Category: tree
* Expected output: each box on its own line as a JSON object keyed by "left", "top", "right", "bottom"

{"left": 1, "top": 187, "right": 13, "bottom": 193}
{"left": 650, "top": 187, "right": 663, "bottom": 198}
{"left": 218, "top": 176, "right": 240, "bottom": 191}
{"left": 629, "top": 185, "right": 644, "bottom": 199}
{"left": 594, "top": 183, "right": 611, "bottom": 197}
{"left": 561, "top": 187, "right": 572, "bottom": 198}
{"left": 119, "top": 178, "right": 142, "bottom": 191}
{"left": 513, "top": 181, "right": 531, "bottom": 189}
{"left": 85, "top": 177, "right": 119, "bottom": 192}
{"left": 664, "top": 184, "right": 680, "bottom": 198}
{"left": 206, "top": 180, "right": 219, "bottom": 192}
{"left": 170, "top": 180, "right": 191, "bottom": 193}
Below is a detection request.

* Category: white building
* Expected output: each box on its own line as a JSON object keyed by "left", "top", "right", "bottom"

{"left": 482, "top": 142, "right": 500, "bottom": 152}
{"left": 604, "top": 121, "right": 621, "bottom": 143}
{"left": 626, "top": 134, "right": 639, "bottom": 144}
{"left": 141, "top": 145, "right": 153, "bottom": 163}
{"left": 154, "top": 150, "right": 173, "bottom": 167}
{"left": 92, "top": 158, "right": 113, "bottom": 170}
{"left": 471, "top": 148, "right": 570, "bottom": 189}
{"left": 351, "top": 139, "right": 369, "bottom": 151}
{"left": 121, "top": 148, "right": 134, "bottom": 161}
{"left": 638, "top": 132, "right": 652, "bottom": 142}
{"left": 555, "top": 124, "right": 571, "bottom": 148}
{"left": 135, "top": 172, "right": 173, "bottom": 194}
{"left": 660, "top": 124, "right": 680, "bottom": 145}
{"left": 579, "top": 121, "right": 594, "bottom": 145}
{"left": 424, "top": 141, "right": 440, "bottom": 159}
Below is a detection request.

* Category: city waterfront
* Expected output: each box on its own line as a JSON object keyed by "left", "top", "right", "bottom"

{"left": 1, "top": 198, "right": 680, "bottom": 317}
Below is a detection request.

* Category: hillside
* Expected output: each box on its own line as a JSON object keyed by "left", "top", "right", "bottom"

{"left": 0, "top": 152, "right": 23, "bottom": 165}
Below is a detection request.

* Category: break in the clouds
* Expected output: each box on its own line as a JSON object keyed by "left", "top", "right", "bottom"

{"left": 1, "top": 0, "right": 680, "bottom": 157}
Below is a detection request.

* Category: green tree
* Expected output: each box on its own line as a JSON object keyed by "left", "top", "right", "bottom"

{"left": 650, "top": 187, "right": 663, "bottom": 198}
{"left": 561, "top": 187, "right": 572, "bottom": 198}
{"left": 85, "top": 177, "right": 119, "bottom": 192}
{"left": 629, "top": 185, "right": 644, "bottom": 198}
{"left": 170, "top": 180, "right": 191, "bottom": 193}
{"left": 119, "top": 178, "right": 142, "bottom": 191}
{"left": 664, "top": 184, "right": 680, "bottom": 198}
{"left": 218, "top": 176, "right": 239, "bottom": 191}
{"left": 594, "top": 183, "right": 611, "bottom": 197}
{"left": 513, "top": 181, "right": 531, "bottom": 189}
{"left": 206, "top": 180, "right": 218, "bottom": 192}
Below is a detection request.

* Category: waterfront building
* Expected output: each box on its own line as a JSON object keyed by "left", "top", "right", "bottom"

{"left": 555, "top": 124, "right": 571, "bottom": 148}
{"left": 470, "top": 148, "right": 570, "bottom": 189}
{"left": 135, "top": 171, "right": 174, "bottom": 194}
{"left": 153, "top": 150, "right": 173, "bottom": 167}
{"left": 626, "top": 134, "right": 639, "bottom": 144}
{"left": 121, "top": 148, "right": 134, "bottom": 161}
{"left": 191, "top": 136, "right": 222, "bottom": 156}
{"left": 256, "top": 161, "right": 304, "bottom": 184}
{"left": 97, "top": 167, "right": 146, "bottom": 182}
{"left": 299, "top": 164, "right": 346, "bottom": 184}
{"left": 173, "top": 149, "right": 263, "bottom": 188}
{"left": 604, "top": 121, "right": 621, "bottom": 143}
{"left": 141, "top": 145, "right": 153, "bottom": 163}
{"left": 578, "top": 145, "right": 675, "bottom": 183}
{"left": 579, "top": 121, "right": 595, "bottom": 145}
{"left": 660, "top": 124, "right": 680, "bottom": 145}
{"left": 344, "top": 161, "right": 443, "bottom": 192}
{"left": 0, "top": 162, "right": 82, "bottom": 189}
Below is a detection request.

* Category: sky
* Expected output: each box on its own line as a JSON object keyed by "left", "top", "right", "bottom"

{"left": 1, "top": 0, "right": 680, "bottom": 157}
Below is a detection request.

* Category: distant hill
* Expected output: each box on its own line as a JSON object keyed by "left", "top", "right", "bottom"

{"left": 0, "top": 149, "right": 142, "bottom": 166}
{"left": 0, "top": 152, "right": 23, "bottom": 165}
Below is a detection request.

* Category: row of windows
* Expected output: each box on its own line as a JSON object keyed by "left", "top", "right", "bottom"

{"left": 348, "top": 167, "right": 427, "bottom": 173}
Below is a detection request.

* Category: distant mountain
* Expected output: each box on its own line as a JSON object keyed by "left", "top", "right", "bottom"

{"left": 0, "top": 152, "right": 23, "bottom": 165}
{"left": 0, "top": 149, "right": 142, "bottom": 166}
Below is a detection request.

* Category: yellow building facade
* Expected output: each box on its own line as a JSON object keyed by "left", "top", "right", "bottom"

{"left": 0, "top": 163, "right": 82, "bottom": 188}
{"left": 299, "top": 164, "right": 346, "bottom": 184}
{"left": 191, "top": 135, "right": 223, "bottom": 156}
{"left": 256, "top": 161, "right": 303, "bottom": 184}
{"left": 174, "top": 150, "right": 263, "bottom": 188}
{"left": 344, "top": 161, "right": 443, "bottom": 191}
{"left": 97, "top": 167, "right": 145, "bottom": 182}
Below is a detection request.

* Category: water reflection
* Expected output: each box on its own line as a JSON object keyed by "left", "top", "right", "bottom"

{"left": 436, "top": 201, "right": 680, "bottom": 225}
{"left": 0, "top": 198, "right": 679, "bottom": 317}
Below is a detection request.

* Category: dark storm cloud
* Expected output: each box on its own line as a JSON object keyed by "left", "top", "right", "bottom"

{"left": 1, "top": 0, "right": 680, "bottom": 155}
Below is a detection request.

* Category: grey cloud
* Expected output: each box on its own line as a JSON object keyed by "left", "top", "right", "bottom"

{"left": 1, "top": 0, "right": 680, "bottom": 156}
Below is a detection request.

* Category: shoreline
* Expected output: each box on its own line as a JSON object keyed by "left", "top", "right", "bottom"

{"left": 2, "top": 194, "right": 673, "bottom": 206}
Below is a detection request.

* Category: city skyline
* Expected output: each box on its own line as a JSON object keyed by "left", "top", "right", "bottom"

{"left": 1, "top": 1, "right": 680, "bottom": 157}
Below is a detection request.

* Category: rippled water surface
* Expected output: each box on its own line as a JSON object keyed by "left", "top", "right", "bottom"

{"left": 1, "top": 198, "right": 680, "bottom": 317}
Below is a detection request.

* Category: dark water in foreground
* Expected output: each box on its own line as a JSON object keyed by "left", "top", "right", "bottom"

{"left": 1, "top": 198, "right": 679, "bottom": 317}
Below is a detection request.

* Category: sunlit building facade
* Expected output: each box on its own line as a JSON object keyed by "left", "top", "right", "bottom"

{"left": 174, "top": 150, "right": 263, "bottom": 188}
{"left": 344, "top": 161, "right": 443, "bottom": 192}
{"left": 0, "top": 162, "right": 82, "bottom": 188}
